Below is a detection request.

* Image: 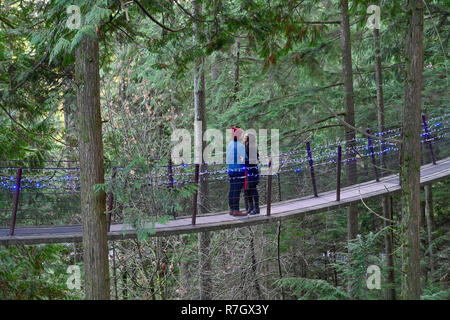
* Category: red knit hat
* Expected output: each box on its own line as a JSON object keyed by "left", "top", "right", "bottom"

{"left": 232, "top": 126, "right": 243, "bottom": 140}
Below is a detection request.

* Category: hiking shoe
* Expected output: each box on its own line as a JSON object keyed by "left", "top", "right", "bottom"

{"left": 232, "top": 210, "right": 248, "bottom": 216}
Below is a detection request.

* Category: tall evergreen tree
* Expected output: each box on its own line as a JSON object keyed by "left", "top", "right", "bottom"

{"left": 192, "top": 0, "right": 212, "bottom": 300}
{"left": 400, "top": 0, "right": 424, "bottom": 300}
{"left": 339, "top": 0, "right": 358, "bottom": 296}
{"left": 75, "top": 31, "right": 110, "bottom": 300}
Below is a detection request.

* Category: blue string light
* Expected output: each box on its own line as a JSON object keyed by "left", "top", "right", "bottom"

{"left": 0, "top": 117, "right": 448, "bottom": 190}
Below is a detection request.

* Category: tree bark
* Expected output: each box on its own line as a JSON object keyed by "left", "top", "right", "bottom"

{"left": 211, "top": 52, "right": 222, "bottom": 83}
{"left": 63, "top": 79, "right": 77, "bottom": 160}
{"left": 192, "top": 0, "right": 208, "bottom": 215}
{"left": 372, "top": 11, "right": 396, "bottom": 299}
{"left": 180, "top": 235, "right": 190, "bottom": 297}
{"left": 373, "top": 28, "right": 387, "bottom": 171}
{"left": 112, "top": 241, "right": 118, "bottom": 300}
{"left": 400, "top": 0, "right": 424, "bottom": 300}
{"left": 339, "top": 0, "right": 358, "bottom": 239}
{"left": 234, "top": 39, "right": 240, "bottom": 95}
{"left": 121, "top": 268, "right": 128, "bottom": 299}
{"left": 75, "top": 33, "right": 110, "bottom": 300}
{"left": 424, "top": 184, "right": 435, "bottom": 281}
{"left": 198, "top": 231, "right": 212, "bottom": 299}
{"left": 339, "top": 0, "right": 358, "bottom": 297}
{"left": 249, "top": 228, "right": 262, "bottom": 299}
{"left": 192, "top": 0, "right": 212, "bottom": 300}
{"left": 383, "top": 196, "right": 396, "bottom": 299}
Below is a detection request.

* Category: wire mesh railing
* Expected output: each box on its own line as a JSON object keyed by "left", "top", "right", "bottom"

{"left": 0, "top": 113, "right": 449, "bottom": 233}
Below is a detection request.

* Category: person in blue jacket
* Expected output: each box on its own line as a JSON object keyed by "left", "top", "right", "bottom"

{"left": 226, "top": 127, "right": 247, "bottom": 216}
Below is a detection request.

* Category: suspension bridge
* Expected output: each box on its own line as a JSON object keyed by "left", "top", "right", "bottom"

{"left": 0, "top": 114, "right": 449, "bottom": 245}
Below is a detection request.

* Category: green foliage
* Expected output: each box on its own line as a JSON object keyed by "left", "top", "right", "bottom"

{"left": 69, "top": 25, "right": 98, "bottom": 51}
{"left": 49, "top": 38, "right": 70, "bottom": 65}
{"left": 332, "top": 231, "right": 385, "bottom": 300}
{"left": 421, "top": 284, "right": 450, "bottom": 300}
{"left": 0, "top": 0, "right": 448, "bottom": 300}
{"left": 84, "top": 5, "right": 112, "bottom": 26}
{"left": 0, "top": 244, "right": 82, "bottom": 299}
{"left": 277, "top": 277, "right": 349, "bottom": 300}
{"left": 100, "top": 154, "right": 196, "bottom": 240}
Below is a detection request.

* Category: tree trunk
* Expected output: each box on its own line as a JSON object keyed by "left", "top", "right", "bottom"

{"left": 211, "top": 52, "right": 222, "bottom": 83}
{"left": 400, "top": 0, "right": 424, "bottom": 300}
{"left": 63, "top": 79, "right": 77, "bottom": 160}
{"left": 339, "top": 0, "right": 358, "bottom": 239}
{"left": 383, "top": 196, "right": 396, "bottom": 299}
{"left": 180, "top": 235, "right": 190, "bottom": 298}
{"left": 424, "top": 184, "right": 435, "bottom": 281}
{"left": 112, "top": 241, "right": 118, "bottom": 300}
{"left": 75, "top": 33, "right": 110, "bottom": 300}
{"left": 121, "top": 268, "right": 128, "bottom": 299}
{"left": 339, "top": 0, "right": 358, "bottom": 297}
{"left": 373, "top": 28, "right": 387, "bottom": 171}
{"left": 234, "top": 39, "right": 240, "bottom": 95}
{"left": 373, "top": 12, "right": 396, "bottom": 300}
{"left": 192, "top": 0, "right": 212, "bottom": 300}
{"left": 198, "top": 231, "right": 212, "bottom": 299}
{"left": 249, "top": 228, "right": 262, "bottom": 299}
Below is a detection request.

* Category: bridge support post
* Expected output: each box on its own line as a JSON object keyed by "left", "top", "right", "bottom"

{"left": 266, "top": 160, "right": 272, "bottom": 216}
{"left": 367, "top": 129, "right": 380, "bottom": 182}
{"left": 306, "top": 141, "right": 318, "bottom": 197}
{"left": 9, "top": 167, "right": 22, "bottom": 236}
{"left": 168, "top": 159, "right": 176, "bottom": 219}
{"left": 107, "top": 167, "right": 117, "bottom": 232}
{"left": 422, "top": 115, "right": 436, "bottom": 165}
{"left": 336, "top": 145, "right": 342, "bottom": 201}
{"left": 192, "top": 164, "right": 199, "bottom": 225}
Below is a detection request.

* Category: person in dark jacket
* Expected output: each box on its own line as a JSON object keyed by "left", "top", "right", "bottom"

{"left": 226, "top": 127, "right": 247, "bottom": 216}
{"left": 244, "top": 132, "right": 260, "bottom": 215}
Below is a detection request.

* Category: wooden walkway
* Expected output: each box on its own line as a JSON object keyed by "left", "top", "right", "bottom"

{"left": 1, "top": 157, "right": 449, "bottom": 245}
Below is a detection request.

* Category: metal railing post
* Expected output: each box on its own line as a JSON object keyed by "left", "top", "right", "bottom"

{"left": 336, "top": 145, "right": 342, "bottom": 201}
{"left": 107, "top": 167, "right": 117, "bottom": 232}
{"left": 422, "top": 115, "right": 436, "bottom": 165}
{"left": 168, "top": 159, "right": 176, "bottom": 219}
{"left": 266, "top": 160, "right": 272, "bottom": 216}
{"left": 277, "top": 172, "right": 282, "bottom": 202}
{"left": 192, "top": 164, "right": 199, "bottom": 225}
{"left": 306, "top": 141, "right": 318, "bottom": 197}
{"left": 9, "top": 167, "right": 22, "bottom": 236}
{"left": 367, "top": 129, "right": 380, "bottom": 182}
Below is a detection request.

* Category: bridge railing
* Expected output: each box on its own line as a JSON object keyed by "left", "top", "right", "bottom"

{"left": 0, "top": 113, "right": 449, "bottom": 233}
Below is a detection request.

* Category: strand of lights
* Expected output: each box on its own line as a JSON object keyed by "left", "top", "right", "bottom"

{"left": 0, "top": 125, "right": 448, "bottom": 190}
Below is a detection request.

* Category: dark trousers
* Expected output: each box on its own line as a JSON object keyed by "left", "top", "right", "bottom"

{"left": 245, "top": 169, "right": 259, "bottom": 209}
{"left": 229, "top": 172, "right": 244, "bottom": 211}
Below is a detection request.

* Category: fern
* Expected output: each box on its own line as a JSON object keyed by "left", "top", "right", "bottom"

{"left": 421, "top": 284, "right": 450, "bottom": 300}
{"left": 277, "top": 277, "right": 349, "bottom": 300}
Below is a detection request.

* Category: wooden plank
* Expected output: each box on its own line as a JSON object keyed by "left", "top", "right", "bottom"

{"left": 0, "top": 157, "right": 449, "bottom": 245}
